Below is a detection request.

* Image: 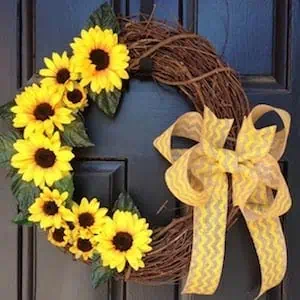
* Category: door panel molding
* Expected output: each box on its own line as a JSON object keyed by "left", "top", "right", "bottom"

{"left": 242, "top": 0, "right": 290, "bottom": 91}
{"left": 18, "top": 0, "right": 300, "bottom": 299}
{"left": 183, "top": 0, "right": 290, "bottom": 93}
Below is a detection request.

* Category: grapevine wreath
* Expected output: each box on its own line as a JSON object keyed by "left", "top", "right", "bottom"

{"left": 0, "top": 2, "right": 292, "bottom": 298}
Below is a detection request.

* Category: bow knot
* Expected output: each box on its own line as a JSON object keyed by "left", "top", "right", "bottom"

{"left": 216, "top": 148, "right": 239, "bottom": 173}
{"left": 154, "top": 105, "right": 291, "bottom": 299}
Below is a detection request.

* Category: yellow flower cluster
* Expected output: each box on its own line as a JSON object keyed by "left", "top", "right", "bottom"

{"left": 10, "top": 26, "right": 130, "bottom": 189}
{"left": 10, "top": 24, "right": 150, "bottom": 274}
{"left": 28, "top": 188, "right": 152, "bottom": 271}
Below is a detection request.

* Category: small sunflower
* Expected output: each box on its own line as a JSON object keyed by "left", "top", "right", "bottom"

{"left": 67, "top": 197, "right": 108, "bottom": 234}
{"left": 11, "top": 84, "right": 75, "bottom": 138}
{"left": 11, "top": 132, "right": 74, "bottom": 188}
{"left": 63, "top": 83, "right": 88, "bottom": 111}
{"left": 28, "top": 187, "right": 73, "bottom": 229}
{"left": 48, "top": 223, "right": 72, "bottom": 247}
{"left": 69, "top": 231, "right": 97, "bottom": 261}
{"left": 95, "top": 210, "right": 152, "bottom": 273}
{"left": 71, "top": 26, "right": 130, "bottom": 93}
{"left": 40, "top": 51, "right": 79, "bottom": 93}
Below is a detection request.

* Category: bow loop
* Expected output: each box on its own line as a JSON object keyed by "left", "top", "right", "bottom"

{"left": 153, "top": 112, "right": 202, "bottom": 164}
{"left": 202, "top": 106, "right": 234, "bottom": 147}
{"left": 236, "top": 117, "right": 277, "bottom": 163}
{"left": 154, "top": 106, "right": 234, "bottom": 295}
{"left": 154, "top": 104, "right": 292, "bottom": 299}
{"left": 233, "top": 104, "right": 291, "bottom": 299}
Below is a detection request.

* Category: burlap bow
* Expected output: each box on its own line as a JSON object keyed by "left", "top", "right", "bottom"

{"left": 153, "top": 105, "right": 291, "bottom": 299}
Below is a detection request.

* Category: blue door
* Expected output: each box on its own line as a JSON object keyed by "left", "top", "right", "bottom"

{"left": 0, "top": 0, "right": 299, "bottom": 299}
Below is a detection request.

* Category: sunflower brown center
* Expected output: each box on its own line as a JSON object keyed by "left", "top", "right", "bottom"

{"left": 33, "top": 103, "right": 54, "bottom": 121}
{"left": 67, "top": 89, "right": 83, "bottom": 104}
{"left": 89, "top": 49, "right": 109, "bottom": 70}
{"left": 56, "top": 68, "right": 70, "bottom": 84}
{"left": 52, "top": 228, "right": 65, "bottom": 242}
{"left": 78, "top": 212, "right": 95, "bottom": 228}
{"left": 66, "top": 221, "right": 75, "bottom": 230}
{"left": 77, "top": 238, "right": 93, "bottom": 252}
{"left": 113, "top": 232, "right": 133, "bottom": 252}
{"left": 43, "top": 201, "right": 59, "bottom": 216}
{"left": 35, "top": 148, "right": 56, "bottom": 168}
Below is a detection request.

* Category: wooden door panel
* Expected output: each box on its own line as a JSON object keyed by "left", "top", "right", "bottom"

{"left": 15, "top": 0, "right": 299, "bottom": 299}
{"left": 196, "top": 0, "right": 274, "bottom": 75}
{"left": 81, "top": 80, "right": 193, "bottom": 224}
{"left": 35, "top": 0, "right": 106, "bottom": 70}
{"left": 35, "top": 235, "right": 108, "bottom": 300}
{"left": 72, "top": 161, "right": 126, "bottom": 207}
{"left": 0, "top": 2, "right": 18, "bottom": 300}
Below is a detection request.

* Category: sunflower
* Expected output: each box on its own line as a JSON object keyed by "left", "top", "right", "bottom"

{"left": 28, "top": 187, "right": 73, "bottom": 229}
{"left": 69, "top": 231, "right": 97, "bottom": 261}
{"left": 11, "top": 84, "right": 75, "bottom": 138}
{"left": 66, "top": 197, "right": 108, "bottom": 235}
{"left": 95, "top": 210, "right": 152, "bottom": 272}
{"left": 70, "top": 26, "right": 130, "bottom": 93}
{"left": 11, "top": 132, "right": 74, "bottom": 188}
{"left": 39, "top": 51, "right": 79, "bottom": 93}
{"left": 63, "top": 83, "right": 88, "bottom": 111}
{"left": 48, "top": 223, "right": 72, "bottom": 247}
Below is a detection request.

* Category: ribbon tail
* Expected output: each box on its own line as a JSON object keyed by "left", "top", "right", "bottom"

{"left": 182, "top": 175, "right": 228, "bottom": 295}
{"left": 245, "top": 217, "right": 287, "bottom": 299}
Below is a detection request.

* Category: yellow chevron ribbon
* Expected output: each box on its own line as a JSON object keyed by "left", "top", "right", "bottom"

{"left": 234, "top": 105, "right": 291, "bottom": 299}
{"left": 153, "top": 105, "right": 291, "bottom": 299}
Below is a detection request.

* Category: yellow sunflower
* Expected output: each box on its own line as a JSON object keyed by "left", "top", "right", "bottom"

{"left": 95, "top": 210, "right": 152, "bottom": 272}
{"left": 48, "top": 223, "right": 72, "bottom": 247}
{"left": 28, "top": 187, "right": 73, "bottom": 229}
{"left": 11, "top": 84, "right": 75, "bottom": 138}
{"left": 39, "top": 51, "right": 79, "bottom": 93}
{"left": 11, "top": 132, "right": 74, "bottom": 188}
{"left": 66, "top": 197, "right": 108, "bottom": 235}
{"left": 63, "top": 83, "right": 88, "bottom": 111}
{"left": 69, "top": 231, "right": 97, "bottom": 261}
{"left": 70, "top": 26, "right": 130, "bottom": 93}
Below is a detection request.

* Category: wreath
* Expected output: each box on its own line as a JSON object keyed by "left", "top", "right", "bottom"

{"left": 0, "top": 3, "right": 292, "bottom": 298}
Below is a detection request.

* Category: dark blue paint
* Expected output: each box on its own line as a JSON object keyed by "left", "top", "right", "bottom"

{"left": 197, "top": 0, "right": 273, "bottom": 75}
{"left": 16, "top": 0, "right": 300, "bottom": 299}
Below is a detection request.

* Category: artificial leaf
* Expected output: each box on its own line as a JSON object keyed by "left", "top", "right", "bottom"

{"left": 13, "top": 212, "right": 33, "bottom": 226}
{"left": 0, "top": 73, "right": 42, "bottom": 122}
{"left": 11, "top": 173, "right": 40, "bottom": 213}
{"left": 85, "top": 2, "right": 120, "bottom": 34}
{"left": 0, "top": 101, "right": 14, "bottom": 122}
{"left": 91, "top": 253, "right": 115, "bottom": 288}
{"left": 89, "top": 89, "right": 121, "bottom": 118}
{"left": 113, "top": 192, "right": 141, "bottom": 217}
{"left": 53, "top": 174, "right": 74, "bottom": 208}
{"left": 0, "top": 130, "right": 21, "bottom": 168}
{"left": 61, "top": 115, "right": 94, "bottom": 148}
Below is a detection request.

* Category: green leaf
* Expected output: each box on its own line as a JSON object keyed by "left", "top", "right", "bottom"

{"left": 113, "top": 192, "right": 141, "bottom": 217}
{"left": 12, "top": 212, "right": 33, "bottom": 226}
{"left": 89, "top": 89, "right": 121, "bottom": 118}
{"left": 11, "top": 173, "right": 40, "bottom": 212}
{"left": 91, "top": 253, "right": 115, "bottom": 288}
{"left": 85, "top": 2, "right": 120, "bottom": 34}
{"left": 61, "top": 115, "right": 94, "bottom": 148}
{"left": 0, "top": 101, "right": 15, "bottom": 122}
{"left": 0, "top": 130, "right": 21, "bottom": 168}
{"left": 0, "top": 73, "right": 42, "bottom": 122}
{"left": 53, "top": 175, "right": 74, "bottom": 208}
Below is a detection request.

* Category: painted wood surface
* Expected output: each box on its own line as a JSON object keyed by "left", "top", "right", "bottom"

{"left": 0, "top": 2, "right": 18, "bottom": 300}
{"left": 0, "top": 0, "right": 299, "bottom": 299}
